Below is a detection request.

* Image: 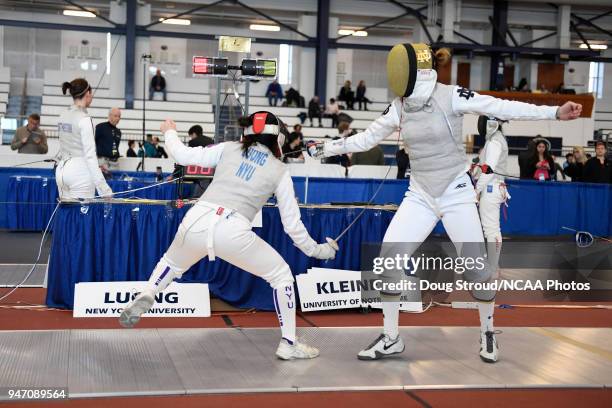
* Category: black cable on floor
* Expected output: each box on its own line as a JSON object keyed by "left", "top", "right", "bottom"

{"left": 221, "top": 314, "right": 235, "bottom": 327}
{"left": 297, "top": 311, "right": 318, "bottom": 328}
{"left": 404, "top": 390, "right": 433, "bottom": 408}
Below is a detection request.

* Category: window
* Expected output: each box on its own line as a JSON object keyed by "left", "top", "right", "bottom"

{"left": 278, "top": 44, "right": 292, "bottom": 85}
{"left": 588, "top": 62, "right": 604, "bottom": 99}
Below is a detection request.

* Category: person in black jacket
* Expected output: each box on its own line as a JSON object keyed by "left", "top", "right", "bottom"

{"left": 126, "top": 140, "right": 137, "bottom": 157}
{"left": 95, "top": 108, "right": 122, "bottom": 161}
{"left": 308, "top": 96, "right": 323, "bottom": 127}
{"left": 184, "top": 125, "right": 214, "bottom": 198}
{"left": 152, "top": 136, "right": 168, "bottom": 158}
{"left": 356, "top": 80, "right": 370, "bottom": 111}
{"left": 518, "top": 138, "right": 536, "bottom": 179}
{"left": 285, "top": 87, "right": 301, "bottom": 107}
{"left": 149, "top": 69, "right": 167, "bottom": 101}
{"left": 187, "top": 125, "right": 213, "bottom": 148}
{"left": 564, "top": 146, "right": 587, "bottom": 182}
{"left": 338, "top": 80, "right": 354, "bottom": 110}
{"left": 583, "top": 141, "right": 611, "bottom": 183}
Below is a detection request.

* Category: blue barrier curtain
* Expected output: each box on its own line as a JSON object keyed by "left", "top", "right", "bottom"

{"left": 5, "top": 169, "right": 612, "bottom": 236}
{"left": 4, "top": 176, "right": 189, "bottom": 230}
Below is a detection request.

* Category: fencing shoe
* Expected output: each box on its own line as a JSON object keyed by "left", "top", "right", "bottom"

{"left": 119, "top": 291, "right": 154, "bottom": 328}
{"left": 357, "top": 333, "right": 405, "bottom": 360}
{"left": 479, "top": 330, "right": 499, "bottom": 363}
{"left": 276, "top": 338, "right": 320, "bottom": 360}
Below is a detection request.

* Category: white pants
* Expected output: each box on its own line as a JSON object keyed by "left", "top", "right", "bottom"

{"left": 147, "top": 201, "right": 297, "bottom": 342}
{"left": 149, "top": 201, "right": 294, "bottom": 291}
{"left": 382, "top": 172, "right": 494, "bottom": 300}
{"left": 478, "top": 181, "right": 508, "bottom": 276}
{"left": 55, "top": 158, "right": 95, "bottom": 200}
{"left": 479, "top": 181, "right": 507, "bottom": 243}
{"left": 384, "top": 172, "right": 484, "bottom": 243}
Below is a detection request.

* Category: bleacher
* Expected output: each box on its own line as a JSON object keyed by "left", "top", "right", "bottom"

{"left": 594, "top": 109, "right": 612, "bottom": 133}
{"left": 38, "top": 71, "right": 397, "bottom": 142}
{"left": 0, "top": 67, "right": 9, "bottom": 116}
{"left": 40, "top": 83, "right": 215, "bottom": 135}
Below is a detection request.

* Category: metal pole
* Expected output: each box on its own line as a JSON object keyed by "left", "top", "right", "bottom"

{"left": 214, "top": 48, "right": 222, "bottom": 143}
{"left": 125, "top": 0, "right": 136, "bottom": 109}
{"left": 141, "top": 58, "right": 146, "bottom": 171}
{"left": 215, "top": 74, "right": 221, "bottom": 141}
{"left": 489, "top": 0, "right": 508, "bottom": 90}
{"left": 315, "top": 0, "right": 330, "bottom": 103}
{"left": 244, "top": 52, "right": 250, "bottom": 117}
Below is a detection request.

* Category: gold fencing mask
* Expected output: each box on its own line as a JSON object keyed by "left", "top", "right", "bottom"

{"left": 387, "top": 43, "right": 434, "bottom": 97}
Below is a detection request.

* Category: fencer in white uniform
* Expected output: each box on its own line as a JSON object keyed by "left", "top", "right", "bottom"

{"left": 473, "top": 116, "right": 510, "bottom": 280}
{"left": 56, "top": 78, "right": 113, "bottom": 199}
{"left": 309, "top": 43, "right": 582, "bottom": 363}
{"left": 120, "top": 112, "right": 337, "bottom": 360}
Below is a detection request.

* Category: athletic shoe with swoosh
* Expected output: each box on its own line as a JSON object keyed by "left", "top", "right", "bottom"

{"left": 357, "top": 333, "right": 405, "bottom": 360}
{"left": 479, "top": 330, "right": 499, "bottom": 363}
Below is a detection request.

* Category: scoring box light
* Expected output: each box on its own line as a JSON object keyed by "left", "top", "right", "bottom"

{"left": 192, "top": 56, "right": 277, "bottom": 79}
{"left": 192, "top": 56, "right": 228, "bottom": 76}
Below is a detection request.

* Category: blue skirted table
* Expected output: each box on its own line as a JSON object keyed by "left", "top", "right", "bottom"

{"left": 46, "top": 203, "right": 396, "bottom": 311}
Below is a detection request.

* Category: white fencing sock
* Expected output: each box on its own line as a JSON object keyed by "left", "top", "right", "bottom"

{"left": 273, "top": 284, "right": 296, "bottom": 344}
{"left": 146, "top": 258, "right": 179, "bottom": 295}
{"left": 478, "top": 301, "right": 495, "bottom": 333}
{"left": 382, "top": 299, "right": 400, "bottom": 339}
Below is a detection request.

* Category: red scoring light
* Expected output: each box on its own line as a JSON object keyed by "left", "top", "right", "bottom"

{"left": 192, "top": 56, "right": 228, "bottom": 76}
{"left": 186, "top": 166, "right": 214, "bottom": 176}
{"left": 193, "top": 56, "right": 211, "bottom": 74}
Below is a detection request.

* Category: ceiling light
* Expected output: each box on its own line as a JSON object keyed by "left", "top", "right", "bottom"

{"left": 159, "top": 18, "right": 191, "bottom": 25}
{"left": 63, "top": 10, "right": 96, "bottom": 18}
{"left": 250, "top": 24, "right": 280, "bottom": 32}
{"left": 579, "top": 43, "right": 607, "bottom": 50}
{"left": 338, "top": 29, "right": 368, "bottom": 37}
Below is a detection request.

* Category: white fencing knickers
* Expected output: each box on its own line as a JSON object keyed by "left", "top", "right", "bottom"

{"left": 478, "top": 181, "right": 509, "bottom": 276}
{"left": 145, "top": 200, "right": 297, "bottom": 342}
{"left": 148, "top": 200, "right": 295, "bottom": 291}
{"left": 380, "top": 172, "right": 495, "bottom": 302}
{"left": 55, "top": 158, "right": 96, "bottom": 200}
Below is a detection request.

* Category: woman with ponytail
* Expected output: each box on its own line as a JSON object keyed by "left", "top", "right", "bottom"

{"left": 56, "top": 78, "right": 112, "bottom": 199}
{"left": 120, "top": 112, "right": 336, "bottom": 361}
{"left": 308, "top": 44, "right": 582, "bottom": 364}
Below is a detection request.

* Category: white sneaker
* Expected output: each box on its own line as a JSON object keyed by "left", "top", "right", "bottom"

{"left": 119, "top": 291, "right": 154, "bottom": 328}
{"left": 275, "top": 338, "right": 319, "bottom": 360}
{"left": 479, "top": 330, "right": 499, "bottom": 363}
{"left": 357, "top": 333, "right": 405, "bottom": 360}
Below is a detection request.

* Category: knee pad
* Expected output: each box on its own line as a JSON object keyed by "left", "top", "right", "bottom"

{"left": 464, "top": 269, "right": 496, "bottom": 301}
{"left": 465, "top": 241, "right": 497, "bottom": 302}
{"left": 267, "top": 263, "right": 295, "bottom": 290}
{"left": 471, "top": 287, "right": 496, "bottom": 302}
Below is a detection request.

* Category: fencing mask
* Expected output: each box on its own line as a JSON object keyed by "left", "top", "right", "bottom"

{"left": 387, "top": 43, "right": 436, "bottom": 99}
{"left": 477, "top": 115, "right": 502, "bottom": 139}
{"left": 242, "top": 111, "right": 287, "bottom": 159}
